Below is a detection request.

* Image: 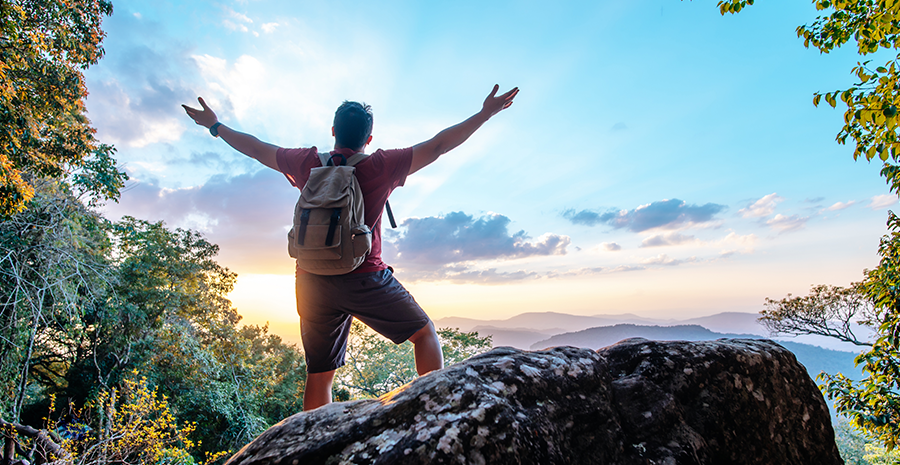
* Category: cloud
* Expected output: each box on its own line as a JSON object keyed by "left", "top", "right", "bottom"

{"left": 226, "top": 8, "right": 253, "bottom": 24}
{"left": 561, "top": 209, "right": 605, "bottom": 226}
{"left": 83, "top": 10, "right": 201, "bottom": 149}
{"left": 640, "top": 232, "right": 697, "bottom": 248}
{"left": 641, "top": 254, "right": 696, "bottom": 266}
{"left": 222, "top": 20, "right": 249, "bottom": 33}
{"left": 545, "top": 267, "right": 606, "bottom": 279}
{"left": 192, "top": 54, "right": 267, "bottom": 121}
{"left": 85, "top": 45, "right": 196, "bottom": 148}
{"left": 222, "top": 6, "right": 253, "bottom": 32}
{"left": 739, "top": 193, "right": 784, "bottom": 218}
{"left": 600, "top": 242, "right": 622, "bottom": 251}
{"left": 384, "top": 212, "right": 570, "bottom": 268}
{"left": 261, "top": 22, "right": 279, "bottom": 33}
{"left": 610, "top": 265, "right": 646, "bottom": 273}
{"left": 394, "top": 267, "right": 541, "bottom": 285}
{"left": 102, "top": 168, "right": 300, "bottom": 273}
{"left": 639, "top": 230, "right": 756, "bottom": 255}
{"left": 766, "top": 213, "right": 808, "bottom": 232}
{"left": 562, "top": 199, "right": 725, "bottom": 232}
{"left": 826, "top": 201, "right": 856, "bottom": 211}
{"left": 869, "top": 194, "right": 899, "bottom": 210}
{"left": 716, "top": 231, "right": 757, "bottom": 252}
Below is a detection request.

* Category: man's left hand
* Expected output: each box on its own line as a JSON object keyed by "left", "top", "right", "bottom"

{"left": 182, "top": 97, "right": 218, "bottom": 128}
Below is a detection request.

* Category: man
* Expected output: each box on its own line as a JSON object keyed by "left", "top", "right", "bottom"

{"left": 182, "top": 84, "right": 518, "bottom": 410}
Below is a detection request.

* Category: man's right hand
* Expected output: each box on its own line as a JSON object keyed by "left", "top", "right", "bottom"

{"left": 182, "top": 97, "right": 218, "bottom": 129}
{"left": 481, "top": 84, "right": 519, "bottom": 118}
{"left": 409, "top": 84, "right": 519, "bottom": 175}
{"left": 181, "top": 96, "right": 282, "bottom": 171}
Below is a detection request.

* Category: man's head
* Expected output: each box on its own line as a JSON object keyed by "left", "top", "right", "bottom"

{"left": 333, "top": 101, "right": 373, "bottom": 151}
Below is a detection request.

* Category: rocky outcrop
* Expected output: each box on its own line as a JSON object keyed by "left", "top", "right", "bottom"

{"left": 226, "top": 339, "right": 842, "bottom": 465}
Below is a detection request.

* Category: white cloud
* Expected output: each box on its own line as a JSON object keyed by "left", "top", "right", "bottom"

{"left": 261, "top": 22, "right": 279, "bottom": 33}
{"left": 641, "top": 254, "right": 696, "bottom": 266}
{"left": 192, "top": 54, "right": 266, "bottom": 121}
{"left": 222, "top": 20, "right": 247, "bottom": 32}
{"left": 601, "top": 242, "right": 622, "bottom": 251}
{"left": 739, "top": 193, "right": 784, "bottom": 218}
{"left": 766, "top": 213, "right": 808, "bottom": 232}
{"left": 717, "top": 231, "right": 757, "bottom": 248}
{"left": 640, "top": 232, "right": 697, "bottom": 248}
{"left": 869, "top": 194, "right": 899, "bottom": 210}
{"left": 86, "top": 79, "right": 187, "bottom": 148}
{"left": 826, "top": 201, "right": 856, "bottom": 211}
{"left": 637, "top": 231, "right": 756, "bottom": 254}
{"left": 228, "top": 9, "right": 253, "bottom": 24}
{"left": 827, "top": 200, "right": 856, "bottom": 212}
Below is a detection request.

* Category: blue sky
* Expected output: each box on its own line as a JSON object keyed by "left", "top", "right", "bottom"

{"left": 88, "top": 0, "right": 896, "bottom": 341}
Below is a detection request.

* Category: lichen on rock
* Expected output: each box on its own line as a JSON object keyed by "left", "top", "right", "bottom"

{"left": 226, "top": 339, "right": 842, "bottom": 465}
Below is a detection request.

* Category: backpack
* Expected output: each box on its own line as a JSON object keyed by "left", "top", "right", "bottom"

{"left": 287, "top": 152, "right": 372, "bottom": 275}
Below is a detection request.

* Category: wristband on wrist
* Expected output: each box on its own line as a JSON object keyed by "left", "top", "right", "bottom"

{"left": 209, "top": 122, "right": 223, "bottom": 137}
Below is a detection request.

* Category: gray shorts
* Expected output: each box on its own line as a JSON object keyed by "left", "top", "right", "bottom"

{"left": 295, "top": 268, "right": 430, "bottom": 373}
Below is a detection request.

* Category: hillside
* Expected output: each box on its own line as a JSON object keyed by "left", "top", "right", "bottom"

{"left": 529, "top": 323, "right": 863, "bottom": 382}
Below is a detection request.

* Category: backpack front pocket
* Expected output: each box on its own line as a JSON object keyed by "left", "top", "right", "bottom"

{"left": 290, "top": 224, "right": 343, "bottom": 259}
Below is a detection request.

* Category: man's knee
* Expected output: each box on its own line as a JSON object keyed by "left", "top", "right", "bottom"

{"left": 307, "top": 370, "right": 336, "bottom": 385}
{"left": 408, "top": 320, "right": 436, "bottom": 345}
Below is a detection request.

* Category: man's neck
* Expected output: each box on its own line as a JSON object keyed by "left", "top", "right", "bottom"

{"left": 333, "top": 144, "right": 366, "bottom": 154}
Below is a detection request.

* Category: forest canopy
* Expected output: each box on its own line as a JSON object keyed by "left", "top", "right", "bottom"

{"left": 0, "top": 2, "right": 493, "bottom": 463}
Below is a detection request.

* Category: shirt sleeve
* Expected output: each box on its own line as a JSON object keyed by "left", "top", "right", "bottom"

{"left": 381, "top": 147, "right": 413, "bottom": 189}
{"left": 277, "top": 147, "right": 318, "bottom": 188}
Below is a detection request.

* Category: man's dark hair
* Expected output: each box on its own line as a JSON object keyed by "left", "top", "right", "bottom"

{"left": 333, "top": 101, "right": 373, "bottom": 151}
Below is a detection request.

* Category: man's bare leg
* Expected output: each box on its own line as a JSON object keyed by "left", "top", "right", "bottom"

{"left": 304, "top": 370, "right": 336, "bottom": 411}
{"left": 408, "top": 321, "right": 444, "bottom": 375}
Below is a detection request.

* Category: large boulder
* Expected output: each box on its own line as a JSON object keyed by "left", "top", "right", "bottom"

{"left": 226, "top": 339, "right": 842, "bottom": 465}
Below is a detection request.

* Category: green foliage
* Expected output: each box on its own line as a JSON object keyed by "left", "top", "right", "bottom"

{"left": 719, "top": 0, "right": 900, "bottom": 450}
{"left": 0, "top": 0, "right": 124, "bottom": 216}
{"left": 0, "top": 190, "right": 308, "bottom": 461}
{"left": 337, "top": 322, "right": 492, "bottom": 399}
{"left": 437, "top": 327, "right": 493, "bottom": 363}
{"left": 717, "top": 0, "right": 755, "bottom": 15}
{"left": 836, "top": 414, "right": 900, "bottom": 465}
{"left": 818, "top": 211, "right": 900, "bottom": 449}
{"left": 0, "top": 177, "right": 116, "bottom": 422}
{"left": 836, "top": 417, "right": 875, "bottom": 465}
{"left": 721, "top": 0, "right": 900, "bottom": 164}
{"left": 339, "top": 320, "right": 416, "bottom": 398}
{"left": 61, "top": 372, "right": 228, "bottom": 465}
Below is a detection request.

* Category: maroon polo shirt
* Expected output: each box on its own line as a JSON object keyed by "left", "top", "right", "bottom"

{"left": 276, "top": 146, "right": 413, "bottom": 274}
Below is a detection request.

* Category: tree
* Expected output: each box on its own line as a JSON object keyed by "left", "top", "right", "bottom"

{"left": 760, "top": 282, "right": 877, "bottom": 347}
{"left": 337, "top": 322, "right": 492, "bottom": 399}
{"left": 0, "top": 177, "right": 117, "bottom": 423}
{"left": 718, "top": 0, "right": 900, "bottom": 448}
{"left": 0, "top": 0, "right": 117, "bottom": 216}
{"left": 1, "top": 200, "right": 309, "bottom": 462}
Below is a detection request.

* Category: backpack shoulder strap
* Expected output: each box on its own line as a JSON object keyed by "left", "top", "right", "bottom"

{"left": 317, "top": 152, "right": 370, "bottom": 167}
{"left": 346, "top": 152, "right": 370, "bottom": 167}
{"left": 316, "top": 152, "right": 330, "bottom": 166}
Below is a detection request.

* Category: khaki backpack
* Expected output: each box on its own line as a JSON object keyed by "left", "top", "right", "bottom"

{"left": 287, "top": 152, "right": 372, "bottom": 275}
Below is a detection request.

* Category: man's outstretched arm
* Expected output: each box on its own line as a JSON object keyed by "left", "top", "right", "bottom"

{"left": 182, "top": 97, "right": 281, "bottom": 171}
{"left": 409, "top": 85, "right": 519, "bottom": 175}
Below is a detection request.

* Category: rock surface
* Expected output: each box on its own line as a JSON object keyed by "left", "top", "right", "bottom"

{"left": 226, "top": 339, "right": 842, "bottom": 465}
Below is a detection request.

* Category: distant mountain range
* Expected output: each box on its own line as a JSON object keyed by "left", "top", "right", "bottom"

{"left": 530, "top": 324, "right": 758, "bottom": 351}
{"left": 434, "top": 311, "right": 870, "bottom": 353}
{"left": 529, "top": 323, "right": 857, "bottom": 379}
{"left": 434, "top": 312, "right": 868, "bottom": 385}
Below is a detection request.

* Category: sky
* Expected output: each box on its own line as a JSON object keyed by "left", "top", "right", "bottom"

{"left": 87, "top": 0, "right": 897, "bottom": 345}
